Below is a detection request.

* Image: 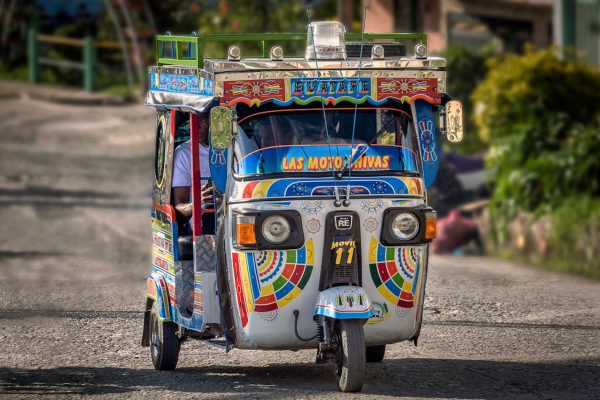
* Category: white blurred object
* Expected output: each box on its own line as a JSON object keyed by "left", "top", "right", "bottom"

{"left": 305, "top": 21, "right": 347, "bottom": 60}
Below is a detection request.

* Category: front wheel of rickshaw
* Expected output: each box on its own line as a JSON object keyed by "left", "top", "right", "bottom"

{"left": 149, "top": 303, "right": 181, "bottom": 370}
{"left": 332, "top": 319, "right": 366, "bottom": 392}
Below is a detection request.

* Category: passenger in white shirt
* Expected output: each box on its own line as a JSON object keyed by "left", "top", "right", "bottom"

{"left": 172, "top": 115, "right": 214, "bottom": 228}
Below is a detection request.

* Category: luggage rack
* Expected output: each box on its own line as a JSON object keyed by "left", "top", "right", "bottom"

{"left": 155, "top": 32, "right": 428, "bottom": 70}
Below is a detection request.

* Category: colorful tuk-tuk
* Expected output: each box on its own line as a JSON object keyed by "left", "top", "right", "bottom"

{"left": 141, "top": 21, "right": 463, "bottom": 392}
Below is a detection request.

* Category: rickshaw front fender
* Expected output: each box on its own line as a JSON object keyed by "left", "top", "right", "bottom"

{"left": 145, "top": 273, "right": 172, "bottom": 321}
{"left": 314, "top": 286, "right": 375, "bottom": 319}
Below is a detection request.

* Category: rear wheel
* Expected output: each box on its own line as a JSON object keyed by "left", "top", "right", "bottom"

{"left": 366, "top": 345, "right": 386, "bottom": 362}
{"left": 332, "top": 319, "right": 366, "bottom": 392}
{"left": 149, "top": 303, "right": 180, "bottom": 370}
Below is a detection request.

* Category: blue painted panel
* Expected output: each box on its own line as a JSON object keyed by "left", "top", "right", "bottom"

{"left": 297, "top": 246, "right": 306, "bottom": 264}
{"left": 414, "top": 100, "right": 438, "bottom": 188}
{"left": 209, "top": 144, "right": 228, "bottom": 194}
{"left": 248, "top": 256, "right": 261, "bottom": 301}
{"left": 149, "top": 72, "right": 214, "bottom": 96}
{"left": 275, "top": 281, "right": 295, "bottom": 300}
{"left": 384, "top": 278, "right": 401, "bottom": 297}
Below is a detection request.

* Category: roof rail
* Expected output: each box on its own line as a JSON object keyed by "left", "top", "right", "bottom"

{"left": 155, "top": 32, "right": 427, "bottom": 70}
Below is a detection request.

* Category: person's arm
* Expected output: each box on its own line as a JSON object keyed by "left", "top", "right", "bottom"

{"left": 175, "top": 181, "right": 213, "bottom": 216}
{"left": 174, "top": 186, "right": 192, "bottom": 217}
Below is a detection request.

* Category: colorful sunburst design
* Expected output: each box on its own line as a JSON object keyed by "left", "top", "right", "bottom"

{"left": 361, "top": 199, "right": 383, "bottom": 213}
{"left": 368, "top": 237, "right": 422, "bottom": 309}
{"left": 300, "top": 200, "right": 324, "bottom": 215}
{"left": 232, "top": 238, "right": 314, "bottom": 327}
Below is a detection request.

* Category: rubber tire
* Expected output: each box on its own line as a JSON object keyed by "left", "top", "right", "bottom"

{"left": 332, "top": 319, "right": 366, "bottom": 392}
{"left": 149, "top": 303, "right": 181, "bottom": 370}
{"left": 366, "top": 345, "right": 386, "bottom": 362}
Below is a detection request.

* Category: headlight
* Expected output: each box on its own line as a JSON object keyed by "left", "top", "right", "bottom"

{"left": 262, "top": 215, "right": 291, "bottom": 244}
{"left": 390, "top": 212, "right": 419, "bottom": 240}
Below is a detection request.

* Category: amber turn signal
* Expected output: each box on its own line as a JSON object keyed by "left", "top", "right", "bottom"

{"left": 236, "top": 216, "right": 256, "bottom": 245}
{"left": 424, "top": 211, "right": 437, "bottom": 240}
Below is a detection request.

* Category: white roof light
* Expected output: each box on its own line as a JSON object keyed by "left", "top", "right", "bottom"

{"left": 228, "top": 45, "right": 241, "bottom": 61}
{"left": 371, "top": 44, "right": 384, "bottom": 60}
{"left": 305, "top": 21, "right": 346, "bottom": 60}
{"left": 414, "top": 43, "right": 427, "bottom": 59}
{"left": 270, "top": 45, "right": 284, "bottom": 61}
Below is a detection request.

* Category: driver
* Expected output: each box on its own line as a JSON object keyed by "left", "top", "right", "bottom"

{"left": 172, "top": 114, "right": 214, "bottom": 232}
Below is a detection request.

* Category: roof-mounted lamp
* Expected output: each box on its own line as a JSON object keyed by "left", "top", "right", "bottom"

{"left": 414, "top": 43, "right": 427, "bottom": 59}
{"left": 305, "top": 21, "right": 347, "bottom": 60}
{"left": 371, "top": 44, "right": 385, "bottom": 60}
{"left": 228, "top": 45, "right": 241, "bottom": 61}
{"left": 270, "top": 45, "right": 284, "bottom": 61}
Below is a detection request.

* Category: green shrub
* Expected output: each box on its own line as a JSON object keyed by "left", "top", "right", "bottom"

{"left": 472, "top": 46, "right": 600, "bottom": 143}
{"left": 474, "top": 47, "right": 600, "bottom": 276}
{"left": 475, "top": 47, "right": 600, "bottom": 214}
{"left": 488, "top": 115, "right": 600, "bottom": 219}
{"left": 547, "top": 196, "right": 600, "bottom": 278}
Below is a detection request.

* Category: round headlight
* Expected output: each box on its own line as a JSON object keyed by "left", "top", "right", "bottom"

{"left": 262, "top": 215, "right": 291, "bottom": 244}
{"left": 390, "top": 212, "right": 419, "bottom": 240}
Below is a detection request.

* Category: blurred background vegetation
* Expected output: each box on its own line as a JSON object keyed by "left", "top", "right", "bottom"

{"left": 1, "top": 0, "right": 599, "bottom": 277}
{"left": 472, "top": 47, "right": 600, "bottom": 277}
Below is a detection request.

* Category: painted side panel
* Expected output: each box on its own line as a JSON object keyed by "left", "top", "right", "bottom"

{"left": 220, "top": 77, "right": 441, "bottom": 107}
{"left": 229, "top": 176, "right": 424, "bottom": 201}
{"left": 149, "top": 72, "right": 215, "bottom": 96}
{"left": 413, "top": 99, "right": 438, "bottom": 188}
{"left": 148, "top": 273, "right": 171, "bottom": 321}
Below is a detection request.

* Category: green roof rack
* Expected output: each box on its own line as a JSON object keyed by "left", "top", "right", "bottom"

{"left": 156, "top": 32, "right": 427, "bottom": 70}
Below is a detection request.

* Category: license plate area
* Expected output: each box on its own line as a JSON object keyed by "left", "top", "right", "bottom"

{"left": 330, "top": 234, "right": 356, "bottom": 268}
{"left": 327, "top": 234, "right": 357, "bottom": 285}
{"left": 319, "top": 211, "right": 361, "bottom": 290}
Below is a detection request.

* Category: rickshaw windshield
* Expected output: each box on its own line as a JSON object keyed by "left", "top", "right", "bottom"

{"left": 234, "top": 101, "right": 421, "bottom": 177}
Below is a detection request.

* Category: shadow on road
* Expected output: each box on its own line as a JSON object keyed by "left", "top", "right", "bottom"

{"left": 1, "top": 358, "right": 598, "bottom": 398}
{"left": 425, "top": 320, "right": 600, "bottom": 331}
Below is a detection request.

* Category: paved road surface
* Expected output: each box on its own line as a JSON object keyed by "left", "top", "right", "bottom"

{"left": 0, "top": 97, "right": 598, "bottom": 399}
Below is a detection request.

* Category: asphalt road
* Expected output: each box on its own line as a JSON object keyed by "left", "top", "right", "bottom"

{"left": 0, "top": 96, "right": 599, "bottom": 399}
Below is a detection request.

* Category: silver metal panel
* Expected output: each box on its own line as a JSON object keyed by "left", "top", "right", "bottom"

{"left": 174, "top": 260, "right": 194, "bottom": 313}
{"left": 150, "top": 65, "right": 214, "bottom": 80}
{"left": 194, "top": 235, "right": 216, "bottom": 272}
{"left": 203, "top": 57, "right": 446, "bottom": 73}
{"left": 201, "top": 272, "right": 221, "bottom": 324}
{"left": 144, "top": 90, "right": 215, "bottom": 113}
{"left": 212, "top": 68, "right": 444, "bottom": 80}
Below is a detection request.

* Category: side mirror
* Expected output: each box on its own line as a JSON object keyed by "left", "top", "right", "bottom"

{"left": 441, "top": 100, "right": 463, "bottom": 143}
{"left": 210, "top": 106, "right": 232, "bottom": 149}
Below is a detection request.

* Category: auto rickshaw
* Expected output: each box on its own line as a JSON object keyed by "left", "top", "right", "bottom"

{"left": 141, "top": 21, "right": 463, "bottom": 392}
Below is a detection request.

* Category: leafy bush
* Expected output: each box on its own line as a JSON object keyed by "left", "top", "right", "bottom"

{"left": 547, "top": 195, "right": 600, "bottom": 278}
{"left": 474, "top": 46, "right": 600, "bottom": 276}
{"left": 488, "top": 115, "right": 600, "bottom": 218}
{"left": 472, "top": 46, "right": 600, "bottom": 143}
{"left": 477, "top": 47, "right": 600, "bottom": 216}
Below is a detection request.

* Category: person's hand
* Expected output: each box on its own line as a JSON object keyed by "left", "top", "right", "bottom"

{"left": 201, "top": 181, "right": 214, "bottom": 204}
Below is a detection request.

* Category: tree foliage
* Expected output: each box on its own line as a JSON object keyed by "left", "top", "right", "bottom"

{"left": 472, "top": 46, "right": 600, "bottom": 143}
{"left": 475, "top": 47, "right": 600, "bottom": 276}
{"left": 489, "top": 114, "right": 600, "bottom": 217}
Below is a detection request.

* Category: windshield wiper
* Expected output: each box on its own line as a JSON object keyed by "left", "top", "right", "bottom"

{"left": 337, "top": 116, "right": 398, "bottom": 178}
